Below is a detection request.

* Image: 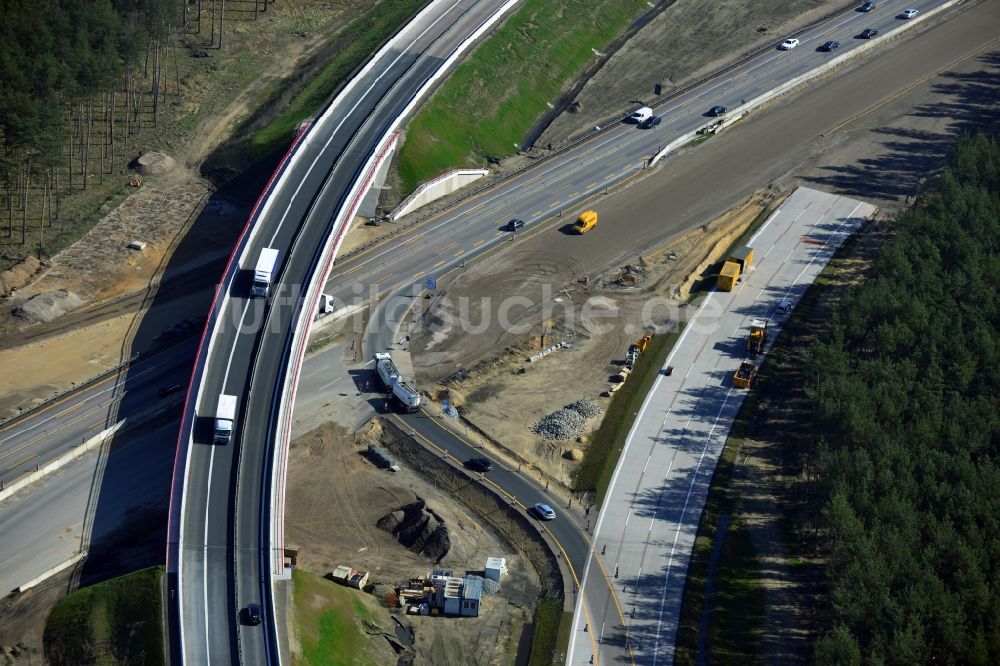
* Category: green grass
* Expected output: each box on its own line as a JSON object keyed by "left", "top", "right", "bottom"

{"left": 574, "top": 328, "right": 682, "bottom": 502}
{"left": 250, "top": 0, "right": 427, "bottom": 158}
{"left": 293, "top": 569, "right": 390, "bottom": 666}
{"left": 398, "top": 0, "right": 651, "bottom": 192}
{"left": 702, "top": 520, "right": 766, "bottom": 663}
{"left": 527, "top": 598, "right": 570, "bottom": 666}
{"left": 43, "top": 566, "right": 165, "bottom": 666}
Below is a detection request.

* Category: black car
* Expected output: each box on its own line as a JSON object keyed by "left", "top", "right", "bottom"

{"left": 639, "top": 115, "right": 662, "bottom": 129}
{"left": 465, "top": 457, "right": 493, "bottom": 473}
{"left": 859, "top": 1, "right": 876, "bottom": 11}
{"left": 860, "top": 28, "right": 879, "bottom": 39}
{"left": 243, "top": 603, "right": 263, "bottom": 626}
{"left": 820, "top": 40, "right": 840, "bottom": 51}
{"left": 506, "top": 218, "right": 525, "bottom": 232}
{"left": 158, "top": 383, "right": 184, "bottom": 398}
{"left": 708, "top": 105, "right": 728, "bottom": 117}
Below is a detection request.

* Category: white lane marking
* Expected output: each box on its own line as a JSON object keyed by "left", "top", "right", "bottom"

{"left": 266, "top": 0, "right": 467, "bottom": 248}
{"left": 203, "top": 443, "right": 217, "bottom": 660}
{"left": 652, "top": 385, "right": 734, "bottom": 663}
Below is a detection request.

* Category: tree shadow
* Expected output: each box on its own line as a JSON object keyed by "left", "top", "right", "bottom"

{"left": 800, "top": 52, "right": 1000, "bottom": 201}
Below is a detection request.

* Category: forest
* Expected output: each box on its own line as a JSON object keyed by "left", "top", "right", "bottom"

{"left": 0, "top": 0, "right": 268, "bottom": 269}
{"left": 808, "top": 132, "right": 1000, "bottom": 664}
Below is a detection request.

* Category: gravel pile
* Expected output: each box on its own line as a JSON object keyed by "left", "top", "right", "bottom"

{"left": 533, "top": 409, "right": 587, "bottom": 440}
{"left": 566, "top": 399, "right": 601, "bottom": 419}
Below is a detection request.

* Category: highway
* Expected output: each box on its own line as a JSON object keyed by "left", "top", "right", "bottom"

{"left": 0, "top": 342, "right": 195, "bottom": 487}
{"left": 0, "top": 0, "right": 985, "bottom": 659}
{"left": 173, "top": 1, "right": 521, "bottom": 663}
{"left": 319, "top": 0, "right": 949, "bottom": 323}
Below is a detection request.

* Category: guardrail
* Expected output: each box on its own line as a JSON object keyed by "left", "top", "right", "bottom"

{"left": 264, "top": 0, "right": 527, "bottom": 578}
{"left": 644, "top": 0, "right": 960, "bottom": 167}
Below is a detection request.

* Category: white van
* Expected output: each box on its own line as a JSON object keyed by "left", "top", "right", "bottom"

{"left": 627, "top": 106, "right": 653, "bottom": 124}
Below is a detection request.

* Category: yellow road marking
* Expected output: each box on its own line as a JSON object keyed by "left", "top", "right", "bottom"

{"left": 432, "top": 260, "right": 446, "bottom": 269}
{"left": 453, "top": 249, "right": 464, "bottom": 257}
{"left": 435, "top": 241, "right": 457, "bottom": 254}
{"left": 8, "top": 453, "right": 38, "bottom": 470}
{"left": 473, "top": 239, "right": 486, "bottom": 247}
{"left": 56, "top": 402, "right": 85, "bottom": 418}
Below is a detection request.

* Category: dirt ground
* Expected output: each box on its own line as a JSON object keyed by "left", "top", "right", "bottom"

{"left": 284, "top": 419, "right": 538, "bottom": 666}
{"left": 538, "top": 0, "right": 852, "bottom": 148}
{"left": 408, "top": 195, "right": 770, "bottom": 485}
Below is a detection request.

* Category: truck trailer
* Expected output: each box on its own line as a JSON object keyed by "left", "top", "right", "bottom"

{"left": 251, "top": 247, "right": 279, "bottom": 298}
{"left": 391, "top": 380, "right": 422, "bottom": 413}
{"left": 214, "top": 394, "right": 237, "bottom": 444}
{"left": 374, "top": 352, "right": 401, "bottom": 388}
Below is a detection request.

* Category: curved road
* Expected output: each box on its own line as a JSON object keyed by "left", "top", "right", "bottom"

{"left": 174, "top": 2, "right": 520, "bottom": 664}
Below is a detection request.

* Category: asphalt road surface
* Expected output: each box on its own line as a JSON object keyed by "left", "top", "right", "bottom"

{"left": 174, "top": 2, "right": 518, "bottom": 664}
{"left": 0, "top": 420, "right": 176, "bottom": 595}
{"left": 321, "top": 0, "right": 950, "bottom": 324}
{"left": 0, "top": 0, "right": 991, "bottom": 656}
{"left": 0, "top": 341, "right": 196, "bottom": 486}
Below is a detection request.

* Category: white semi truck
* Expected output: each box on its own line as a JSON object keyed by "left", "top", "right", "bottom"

{"left": 214, "top": 394, "right": 237, "bottom": 444}
{"left": 251, "top": 247, "right": 279, "bottom": 298}
{"left": 373, "top": 353, "right": 421, "bottom": 412}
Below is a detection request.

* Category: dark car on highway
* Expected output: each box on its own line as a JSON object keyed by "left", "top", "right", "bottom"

{"left": 159, "top": 383, "right": 184, "bottom": 398}
{"left": 859, "top": 1, "right": 876, "bottom": 11}
{"left": 243, "top": 603, "right": 263, "bottom": 626}
{"left": 465, "top": 457, "right": 493, "bottom": 472}
{"left": 820, "top": 40, "right": 840, "bottom": 51}
{"left": 708, "top": 105, "right": 727, "bottom": 117}
{"left": 860, "top": 28, "right": 879, "bottom": 38}
{"left": 639, "top": 115, "right": 662, "bottom": 129}
{"left": 505, "top": 218, "right": 525, "bottom": 232}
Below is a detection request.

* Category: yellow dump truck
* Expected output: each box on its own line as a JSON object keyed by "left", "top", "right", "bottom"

{"left": 747, "top": 319, "right": 768, "bottom": 355}
{"left": 573, "top": 210, "right": 598, "bottom": 234}
{"left": 716, "top": 245, "right": 754, "bottom": 291}
{"left": 718, "top": 261, "right": 740, "bottom": 290}
{"left": 733, "top": 362, "right": 757, "bottom": 388}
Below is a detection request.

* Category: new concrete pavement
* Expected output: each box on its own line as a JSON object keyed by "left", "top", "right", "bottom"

{"left": 567, "top": 188, "right": 876, "bottom": 665}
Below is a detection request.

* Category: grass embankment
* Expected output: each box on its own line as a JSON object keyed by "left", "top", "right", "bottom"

{"left": 574, "top": 328, "right": 681, "bottom": 502}
{"left": 250, "top": 0, "right": 427, "bottom": 158}
{"left": 292, "top": 568, "right": 394, "bottom": 666}
{"left": 43, "top": 566, "right": 164, "bottom": 666}
{"left": 397, "top": 0, "right": 651, "bottom": 193}
{"left": 527, "top": 599, "right": 572, "bottom": 666}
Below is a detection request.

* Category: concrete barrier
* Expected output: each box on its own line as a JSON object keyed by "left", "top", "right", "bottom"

{"left": 15, "top": 552, "right": 87, "bottom": 594}
{"left": 391, "top": 169, "right": 490, "bottom": 220}
{"left": 0, "top": 421, "right": 123, "bottom": 504}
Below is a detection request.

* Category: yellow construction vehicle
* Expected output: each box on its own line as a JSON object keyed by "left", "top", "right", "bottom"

{"left": 717, "top": 245, "right": 754, "bottom": 291}
{"left": 747, "top": 319, "right": 767, "bottom": 355}
{"left": 733, "top": 362, "right": 756, "bottom": 388}
{"left": 573, "top": 210, "right": 598, "bottom": 234}
{"left": 635, "top": 335, "right": 652, "bottom": 352}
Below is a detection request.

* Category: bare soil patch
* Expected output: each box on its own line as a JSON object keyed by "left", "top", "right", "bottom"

{"left": 284, "top": 419, "right": 539, "bottom": 665}
{"left": 409, "top": 195, "right": 771, "bottom": 486}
